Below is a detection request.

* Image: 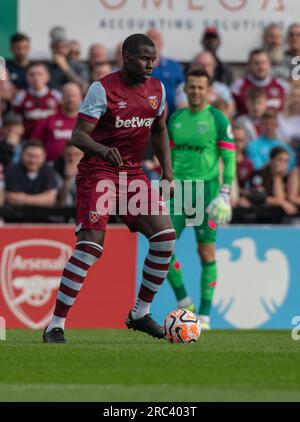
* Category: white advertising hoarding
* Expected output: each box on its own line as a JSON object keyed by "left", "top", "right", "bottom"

{"left": 19, "top": 0, "right": 300, "bottom": 62}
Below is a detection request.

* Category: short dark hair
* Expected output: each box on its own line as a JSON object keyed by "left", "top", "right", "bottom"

{"left": 270, "top": 146, "right": 288, "bottom": 160}
{"left": 10, "top": 33, "right": 30, "bottom": 45}
{"left": 22, "top": 140, "right": 45, "bottom": 153}
{"left": 27, "top": 61, "right": 49, "bottom": 72}
{"left": 249, "top": 48, "right": 269, "bottom": 61}
{"left": 212, "top": 98, "right": 229, "bottom": 112}
{"left": 288, "top": 23, "right": 300, "bottom": 35}
{"left": 232, "top": 124, "right": 246, "bottom": 133}
{"left": 122, "top": 33, "right": 155, "bottom": 55}
{"left": 185, "top": 66, "right": 211, "bottom": 85}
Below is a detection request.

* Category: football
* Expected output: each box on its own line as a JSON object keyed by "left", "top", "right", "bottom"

{"left": 163, "top": 309, "right": 202, "bottom": 343}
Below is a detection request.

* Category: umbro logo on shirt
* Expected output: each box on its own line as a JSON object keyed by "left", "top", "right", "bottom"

{"left": 118, "top": 101, "right": 127, "bottom": 109}
{"left": 115, "top": 116, "right": 155, "bottom": 128}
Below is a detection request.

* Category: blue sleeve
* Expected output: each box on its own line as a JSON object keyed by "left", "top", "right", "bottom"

{"left": 78, "top": 81, "right": 107, "bottom": 120}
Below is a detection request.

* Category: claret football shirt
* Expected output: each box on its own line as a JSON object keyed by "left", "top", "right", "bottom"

{"left": 77, "top": 71, "right": 166, "bottom": 176}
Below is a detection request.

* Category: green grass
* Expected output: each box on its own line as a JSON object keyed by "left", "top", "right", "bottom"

{"left": 0, "top": 329, "right": 300, "bottom": 402}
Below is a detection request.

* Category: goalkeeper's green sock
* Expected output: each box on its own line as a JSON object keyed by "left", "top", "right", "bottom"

{"left": 167, "top": 254, "right": 188, "bottom": 301}
{"left": 199, "top": 260, "right": 217, "bottom": 316}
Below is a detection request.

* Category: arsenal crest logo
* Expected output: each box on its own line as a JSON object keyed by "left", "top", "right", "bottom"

{"left": 89, "top": 211, "right": 101, "bottom": 223}
{"left": 1, "top": 239, "right": 72, "bottom": 329}
{"left": 148, "top": 96, "right": 158, "bottom": 110}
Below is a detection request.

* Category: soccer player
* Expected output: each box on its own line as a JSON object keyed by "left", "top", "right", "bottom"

{"left": 167, "top": 67, "right": 236, "bottom": 330}
{"left": 43, "top": 34, "right": 176, "bottom": 343}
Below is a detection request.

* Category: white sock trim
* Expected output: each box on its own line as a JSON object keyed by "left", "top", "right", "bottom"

{"left": 46, "top": 315, "right": 66, "bottom": 332}
{"left": 76, "top": 241, "right": 103, "bottom": 252}
{"left": 178, "top": 297, "right": 193, "bottom": 308}
{"left": 198, "top": 315, "right": 210, "bottom": 323}
{"left": 149, "top": 228, "right": 175, "bottom": 240}
{"left": 131, "top": 298, "right": 151, "bottom": 319}
{"left": 73, "top": 249, "right": 99, "bottom": 265}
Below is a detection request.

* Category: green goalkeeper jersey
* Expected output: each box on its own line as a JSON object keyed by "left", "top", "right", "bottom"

{"left": 168, "top": 105, "right": 236, "bottom": 184}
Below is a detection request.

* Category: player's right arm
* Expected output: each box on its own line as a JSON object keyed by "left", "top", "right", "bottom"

{"left": 71, "top": 81, "right": 123, "bottom": 167}
{"left": 71, "top": 120, "right": 122, "bottom": 166}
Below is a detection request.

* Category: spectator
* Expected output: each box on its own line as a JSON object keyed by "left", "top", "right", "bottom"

{"left": 176, "top": 52, "right": 234, "bottom": 114}
{"left": 5, "top": 140, "right": 58, "bottom": 207}
{"left": 6, "top": 33, "right": 31, "bottom": 90}
{"left": 250, "top": 146, "right": 297, "bottom": 216}
{"left": 112, "top": 42, "right": 123, "bottom": 71}
{"left": 234, "top": 125, "right": 254, "bottom": 190}
{"left": 0, "top": 112, "right": 25, "bottom": 169}
{"left": 0, "top": 72, "right": 17, "bottom": 123}
{"left": 201, "top": 26, "right": 233, "bottom": 86}
{"left": 12, "top": 62, "right": 62, "bottom": 140}
{"left": 90, "top": 62, "right": 112, "bottom": 82}
{"left": 235, "top": 87, "right": 268, "bottom": 142}
{"left": 287, "top": 154, "right": 300, "bottom": 208}
{"left": 246, "top": 111, "right": 295, "bottom": 171}
{"left": 68, "top": 39, "right": 90, "bottom": 83}
{"left": 54, "top": 141, "right": 83, "bottom": 206}
{"left": 68, "top": 40, "right": 82, "bottom": 61}
{"left": 284, "top": 23, "right": 300, "bottom": 79}
{"left": 36, "top": 82, "right": 82, "bottom": 162}
{"left": 88, "top": 43, "right": 109, "bottom": 74}
{"left": 0, "top": 163, "right": 4, "bottom": 206}
{"left": 146, "top": 28, "right": 184, "bottom": 116}
{"left": 262, "top": 24, "right": 288, "bottom": 79}
{"left": 277, "top": 81, "right": 300, "bottom": 148}
{"left": 231, "top": 49, "right": 289, "bottom": 115}
{"left": 193, "top": 52, "right": 234, "bottom": 107}
{"left": 212, "top": 98, "right": 232, "bottom": 121}
{"left": 48, "top": 30, "right": 88, "bottom": 92}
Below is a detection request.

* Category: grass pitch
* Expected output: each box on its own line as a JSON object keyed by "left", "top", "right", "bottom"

{"left": 0, "top": 329, "right": 299, "bottom": 402}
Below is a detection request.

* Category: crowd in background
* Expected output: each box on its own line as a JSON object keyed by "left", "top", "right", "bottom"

{"left": 1, "top": 23, "right": 300, "bottom": 223}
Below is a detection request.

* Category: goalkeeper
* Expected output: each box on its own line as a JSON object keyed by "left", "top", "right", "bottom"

{"left": 167, "top": 67, "right": 236, "bottom": 329}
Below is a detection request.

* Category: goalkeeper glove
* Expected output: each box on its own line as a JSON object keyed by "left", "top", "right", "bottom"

{"left": 206, "top": 185, "right": 232, "bottom": 225}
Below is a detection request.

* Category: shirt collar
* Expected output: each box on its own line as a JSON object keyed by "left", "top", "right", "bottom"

{"left": 28, "top": 86, "right": 49, "bottom": 97}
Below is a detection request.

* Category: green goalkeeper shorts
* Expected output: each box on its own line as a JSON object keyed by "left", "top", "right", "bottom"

{"left": 168, "top": 178, "right": 220, "bottom": 244}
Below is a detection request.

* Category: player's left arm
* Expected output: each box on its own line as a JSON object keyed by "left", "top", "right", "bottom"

{"left": 151, "top": 114, "right": 172, "bottom": 179}
{"left": 150, "top": 83, "right": 174, "bottom": 197}
{"left": 151, "top": 114, "right": 174, "bottom": 198}
{"left": 217, "top": 116, "right": 236, "bottom": 188}
{"left": 206, "top": 111, "right": 236, "bottom": 225}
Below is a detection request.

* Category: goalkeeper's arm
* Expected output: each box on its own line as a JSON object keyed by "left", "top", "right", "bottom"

{"left": 206, "top": 129, "right": 236, "bottom": 225}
